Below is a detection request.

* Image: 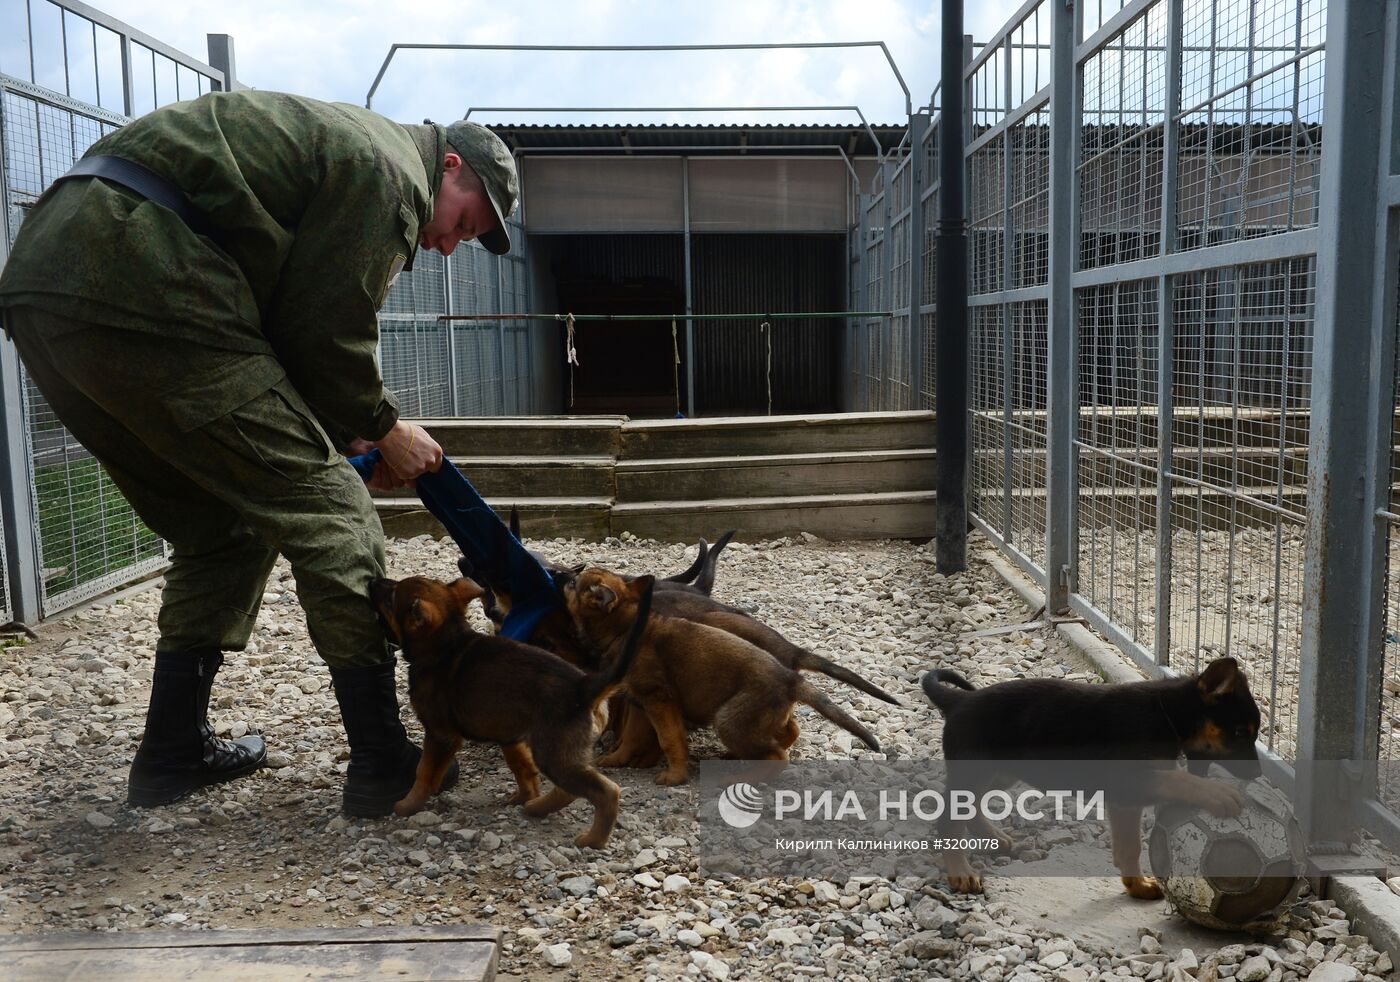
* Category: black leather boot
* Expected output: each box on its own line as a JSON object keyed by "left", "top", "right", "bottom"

{"left": 330, "top": 660, "right": 458, "bottom": 817}
{"left": 127, "top": 649, "right": 267, "bottom": 807}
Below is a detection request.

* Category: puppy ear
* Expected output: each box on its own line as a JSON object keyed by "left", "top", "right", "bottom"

{"left": 457, "top": 557, "right": 476, "bottom": 580}
{"left": 408, "top": 597, "right": 427, "bottom": 626}
{"left": 452, "top": 577, "right": 485, "bottom": 604}
{"left": 1197, "top": 657, "right": 1241, "bottom": 701}
{"left": 587, "top": 583, "right": 617, "bottom": 610}
{"left": 629, "top": 574, "right": 656, "bottom": 598}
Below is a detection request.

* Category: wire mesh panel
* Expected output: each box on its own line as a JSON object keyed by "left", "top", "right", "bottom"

{"left": 919, "top": 126, "right": 938, "bottom": 410}
{"left": 2, "top": 82, "right": 169, "bottom": 617}
{"left": 968, "top": 137, "right": 1006, "bottom": 295}
{"left": 879, "top": 155, "right": 914, "bottom": 410}
{"left": 499, "top": 239, "right": 531, "bottom": 414}
{"left": 969, "top": 305, "right": 1006, "bottom": 538}
{"left": 380, "top": 249, "right": 451, "bottom": 418}
{"left": 1176, "top": 0, "right": 1324, "bottom": 249}
{"left": 1007, "top": 301, "right": 1049, "bottom": 569}
{"left": 858, "top": 192, "right": 886, "bottom": 408}
{"left": 1168, "top": 260, "right": 1313, "bottom": 755}
{"left": 1010, "top": 104, "right": 1051, "bottom": 289}
{"left": 1078, "top": 4, "right": 1167, "bottom": 270}
{"left": 450, "top": 242, "right": 505, "bottom": 416}
{"left": 1075, "top": 280, "right": 1160, "bottom": 653}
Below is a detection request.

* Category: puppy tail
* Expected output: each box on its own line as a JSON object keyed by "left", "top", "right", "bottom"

{"left": 790, "top": 649, "right": 900, "bottom": 706}
{"left": 796, "top": 680, "right": 881, "bottom": 752}
{"left": 921, "top": 669, "right": 975, "bottom": 713}
{"left": 579, "top": 576, "right": 655, "bottom": 708}
{"left": 694, "top": 529, "right": 736, "bottom": 596}
{"left": 662, "top": 539, "right": 708, "bottom": 585}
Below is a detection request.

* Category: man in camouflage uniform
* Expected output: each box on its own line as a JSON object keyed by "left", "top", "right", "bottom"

{"left": 0, "top": 90, "right": 519, "bottom": 816}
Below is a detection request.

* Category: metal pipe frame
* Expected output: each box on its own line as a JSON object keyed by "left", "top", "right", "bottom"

{"left": 1043, "top": 0, "right": 1079, "bottom": 615}
{"left": 368, "top": 41, "right": 912, "bottom": 117}
{"left": 1296, "top": 0, "right": 1390, "bottom": 846}
{"left": 1154, "top": 0, "right": 1184, "bottom": 669}
{"left": 38, "top": 0, "right": 224, "bottom": 83}
{"left": 0, "top": 92, "right": 40, "bottom": 628}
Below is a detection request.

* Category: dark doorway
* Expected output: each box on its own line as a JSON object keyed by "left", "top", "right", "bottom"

{"left": 549, "top": 235, "right": 685, "bottom": 417}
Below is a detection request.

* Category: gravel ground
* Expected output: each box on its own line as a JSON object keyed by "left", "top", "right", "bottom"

{"left": 0, "top": 530, "right": 1393, "bottom": 981}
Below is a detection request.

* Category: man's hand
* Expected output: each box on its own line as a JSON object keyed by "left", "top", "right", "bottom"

{"left": 373, "top": 420, "right": 445, "bottom": 485}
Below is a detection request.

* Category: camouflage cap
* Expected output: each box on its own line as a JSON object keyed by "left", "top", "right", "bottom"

{"left": 443, "top": 120, "right": 518, "bottom": 255}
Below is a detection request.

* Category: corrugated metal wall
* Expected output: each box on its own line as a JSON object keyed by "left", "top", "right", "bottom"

{"left": 692, "top": 234, "right": 844, "bottom": 416}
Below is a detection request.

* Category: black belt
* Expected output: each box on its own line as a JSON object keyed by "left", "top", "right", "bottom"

{"left": 55, "top": 154, "right": 224, "bottom": 246}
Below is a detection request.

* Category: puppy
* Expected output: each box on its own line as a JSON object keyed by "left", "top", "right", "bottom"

{"left": 370, "top": 573, "right": 653, "bottom": 848}
{"left": 922, "top": 657, "right": 1260, "bottom": 897}
{"left": 566, "top": 566, "right": 881, "bottom": 785}
{"left": 506, "top": 506, "right": 734, "bottom": 597}
{"left": 655, "top": 530, "right": 735, "bottom": 596}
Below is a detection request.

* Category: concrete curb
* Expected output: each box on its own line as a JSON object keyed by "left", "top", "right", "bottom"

{"left": 984, "top": 549, "right": 1400, "bottom": 957}
{"left": 1329, "top": 876, "right": 1400, "bottom": 961}
{"left": 981, "top": 550, "right": 1142, "bottom": 685}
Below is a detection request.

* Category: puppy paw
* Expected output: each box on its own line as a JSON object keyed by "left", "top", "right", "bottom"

{"left": 1204, "top": 782, "right": 1246, "bottom": 817}
{"left": 655, "top": 768, "right": 689, "bottom": 786}
{"left": 575, "top": 831, "right": 609, "bottom": 850}
{"left": 1122, "top": 875, "right": 1164, "bottom": 900}
{"left": 393, "top": 797, "right": 424, "bottom": 817}
{"left": 947, "top": 873, "right": 983, "bottom": 894}
{"left": 596, "top": 751, "right": 629, "bottom": 768}
{"left": 505, "top": 788, "right": 533, "bottom": 807}
{"left": 522, "top": 796, "right": 554, "bottom": 818}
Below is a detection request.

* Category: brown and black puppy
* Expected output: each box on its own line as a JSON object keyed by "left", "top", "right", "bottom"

{"left": 922, "top": 657, "right": 1260, "bottom": 897}
{"left": 370, "top": 573, "right": 653, "bottom": 849}
{"left": 598, "top": 589, "right": 902, "bottom": 768}
{"left": 565, "top": 566, "right": 881, "bottom": 785}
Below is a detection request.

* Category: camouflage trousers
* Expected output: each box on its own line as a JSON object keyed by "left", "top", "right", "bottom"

{"left": 6, "top": 306, "right": 390, "bottom": 667}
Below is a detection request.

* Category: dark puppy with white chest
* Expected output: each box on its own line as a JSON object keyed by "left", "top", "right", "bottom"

{"left": 370, "top": 573, "right": 653, "bottom": 849}
{"left": 922, "top": 657, "right": 1260, "bottom": 897}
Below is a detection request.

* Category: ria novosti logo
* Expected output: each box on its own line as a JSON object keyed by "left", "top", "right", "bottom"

{"left": 717, "top": 783, "right": 764, "bottom": 828}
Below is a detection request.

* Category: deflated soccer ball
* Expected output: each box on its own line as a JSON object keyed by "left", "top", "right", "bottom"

{"left": 1148, "top": 777, "right": 1305, "bottom": 932}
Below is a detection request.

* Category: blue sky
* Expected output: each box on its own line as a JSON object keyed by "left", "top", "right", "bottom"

{"left": 79, "top": 0, "right": 1026, "bottom": 127}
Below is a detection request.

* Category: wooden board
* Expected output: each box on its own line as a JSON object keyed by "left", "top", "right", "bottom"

{"left": 0, "top": 925, "right": 498, "bottom": 982}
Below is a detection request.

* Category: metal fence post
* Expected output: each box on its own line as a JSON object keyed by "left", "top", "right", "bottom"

{"left": 1154, "top": 0, "right": 1183, "bottom": 667}
{"left": 1002, "top": 42, "right": 1016, "bottom": 553}
{"left": 0, "top": 110, "right": 41, "bottom": 626}
{"left": 1043, "top": 0, "right": 1079, "bottom": 614}
{"left": 934, "top": 0, "right": 970, "bottom": 574}
{"left": 205, "top": 34, "right": 238, "bottom": 92}
{"left": 908, "top": 110, "right": 930, "bottom": 411}
{"left": 1297, "top": 0, "right": 1390, "bottom": 846}
{"left": 0, "top": 340, "right": 39, "bottom": 627}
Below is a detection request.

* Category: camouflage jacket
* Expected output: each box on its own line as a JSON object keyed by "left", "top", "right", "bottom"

{"left": 0, "top": 90, "right": 445, "bottom": 442}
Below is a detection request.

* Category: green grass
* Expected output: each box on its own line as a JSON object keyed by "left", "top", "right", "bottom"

{"left": 32, "top": 456, "right": 163, "bottom": 598}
